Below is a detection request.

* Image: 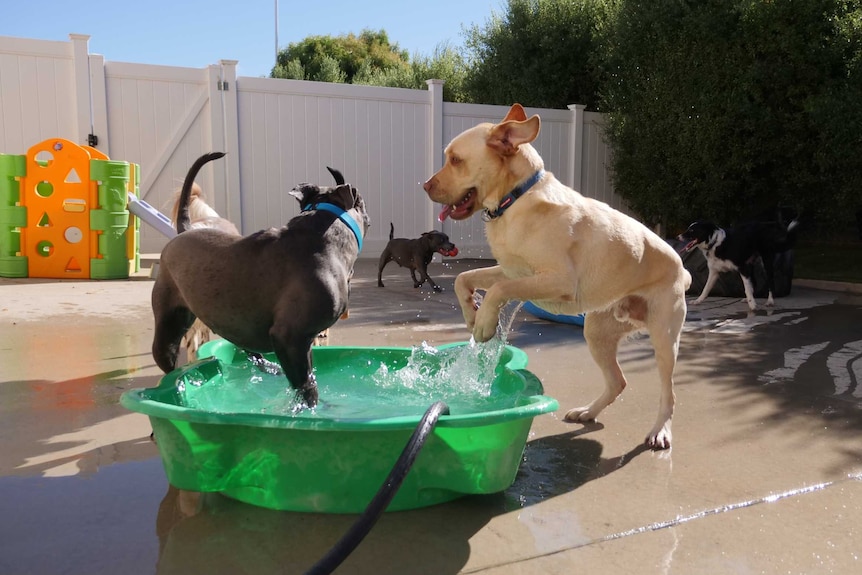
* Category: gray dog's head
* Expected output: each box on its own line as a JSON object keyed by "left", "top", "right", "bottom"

{"left": 289, "top": 168, "right": 371, "bottom": 238}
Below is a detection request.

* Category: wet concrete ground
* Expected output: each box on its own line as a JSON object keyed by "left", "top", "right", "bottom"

{"left": 1, "top": 258, "right": 861, "bottom": 574}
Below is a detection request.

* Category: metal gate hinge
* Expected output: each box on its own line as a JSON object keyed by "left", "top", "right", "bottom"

{"left": 217, "top": 80, "right": 230, "bottom": 91}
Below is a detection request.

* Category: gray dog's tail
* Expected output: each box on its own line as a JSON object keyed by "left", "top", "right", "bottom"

{"left": 176, "top": 152, "right": 226, "bottom": 233}
{"left": 389, "top": 222, "right": 394, "bottom": 240}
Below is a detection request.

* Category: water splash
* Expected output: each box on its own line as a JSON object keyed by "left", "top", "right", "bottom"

{"left": 183, "top": 299, "right": 528, "bottom": 418}
{"left": 372, "top": 339, "right": 503, "bottom": 399}
{"left": 355, "top": 299, "right": 524, "bottom": 405}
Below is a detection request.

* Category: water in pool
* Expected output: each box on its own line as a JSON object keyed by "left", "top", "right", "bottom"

{"left": 180, "top": 303, "right": 526, "bottom": 419}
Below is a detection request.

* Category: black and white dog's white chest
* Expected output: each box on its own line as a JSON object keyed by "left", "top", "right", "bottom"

{"left": 701, "top": 229, "right": 739, "bottom": 272}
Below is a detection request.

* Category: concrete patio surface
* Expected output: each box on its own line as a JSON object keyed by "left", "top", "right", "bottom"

{"left": 1, "top": 257, "right": 861, "bottom": 575}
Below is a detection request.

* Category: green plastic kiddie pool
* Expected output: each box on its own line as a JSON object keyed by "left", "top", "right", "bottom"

{"left": 121, "top": 339, "right": 557, "bottom": 513}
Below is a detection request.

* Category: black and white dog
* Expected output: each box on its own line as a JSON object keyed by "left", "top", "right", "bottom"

{"left": 678, "top": 218, "right": 799, "bottom": 310}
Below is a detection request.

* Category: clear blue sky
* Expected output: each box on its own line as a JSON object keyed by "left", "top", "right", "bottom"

{"left": 0, "top": 0, "right": 502, "bottom": 78}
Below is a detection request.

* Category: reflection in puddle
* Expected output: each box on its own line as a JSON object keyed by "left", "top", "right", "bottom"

{"left": 505, "top": 437, "right": 602, "bottom": 509}
{"left": 827, "top": 340, "right": 862, "bottom": 398}
{"left": 709, "top": 312, "right": 801, "bottom": 334}
{"left": 518, "top": 506, "right": 591, "bottom": 553}
{"left": 758, "top": 342, "right": 831, "bottom": 384}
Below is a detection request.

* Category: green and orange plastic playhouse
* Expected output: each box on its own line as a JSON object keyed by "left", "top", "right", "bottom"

{"left": 0, "top": 138, "right": 140, "bottom": 279}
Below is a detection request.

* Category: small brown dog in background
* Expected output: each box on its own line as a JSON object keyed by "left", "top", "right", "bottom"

{"left": 377, "top": 223, "right": 458, "bottom": 292}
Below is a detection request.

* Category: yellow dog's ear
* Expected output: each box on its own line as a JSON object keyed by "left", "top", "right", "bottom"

{"left": 487, "top": 113, "right": 541, "bottom": 156}
{"left": 502, "top": 103, "right": 528, "bottom": 123}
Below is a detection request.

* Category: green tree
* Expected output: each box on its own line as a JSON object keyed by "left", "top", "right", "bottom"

{"left": 806, "top": 2, "right": 862, "bottom": 231}
{"left": 271, "top": 31, "right": 469, "bottom": 102}
{"left": 601, "top": 0, "right": 862, "bottom": 233}
{"left": 354, "top": 44, "right": 469, "bottom": 102}
{"left": 273, "top": 58, "right": 305, "bottom": 80}
{"left": 271, "top": 29, "right": 409, "bottom": 83}
{"left": 462, "top": 0, "right": 612, "bottom": 109}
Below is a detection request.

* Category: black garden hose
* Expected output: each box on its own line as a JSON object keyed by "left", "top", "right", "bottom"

{"left": 304, "top": 400, "right": 450, "bottom": 575}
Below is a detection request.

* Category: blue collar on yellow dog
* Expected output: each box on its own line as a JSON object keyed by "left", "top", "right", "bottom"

{"left": 483, "top": 170, "right": 545, "bottom": 221}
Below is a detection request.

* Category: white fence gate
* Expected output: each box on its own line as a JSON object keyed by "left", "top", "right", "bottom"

{"left": 235, "top": 77, "right": 435, "bottom": 255}
{"left": 1, "top": 33, "right": 621, "bottom": 258}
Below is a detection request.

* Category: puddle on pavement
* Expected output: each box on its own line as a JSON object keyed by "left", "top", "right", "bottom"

{"left": 3, "top": 272, "right": 861, "bottom": 574}
{"left": 599, "top": 477, "right": 853, "bottom": 544}
{"left": 0, "top": 458, "right": 165, "bottom": 575}
{"left": 683, "top": 296, "right": 862, "bottom": 408}
{"left": 505, "top": 437, "right": 601, "bottom": 509}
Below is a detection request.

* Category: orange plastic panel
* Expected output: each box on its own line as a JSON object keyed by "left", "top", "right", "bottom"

{"left": 20, "top": 139, "right": 93, "bottom": 278}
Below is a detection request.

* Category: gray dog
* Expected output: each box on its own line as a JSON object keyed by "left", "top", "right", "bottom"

{"left": 151, "top": 152, "right": 370, "bottom": 406}
{"left": 377, "top": 223, "right": 458, "bottom": 292}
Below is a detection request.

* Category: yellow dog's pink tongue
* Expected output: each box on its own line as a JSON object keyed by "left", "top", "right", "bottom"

{"left": 438, "top": 205, "right": 453, "bottom": 222}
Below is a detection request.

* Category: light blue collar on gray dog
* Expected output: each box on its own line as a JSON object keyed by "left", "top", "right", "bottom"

{"left": 304, "top": 202, "right": 363, "bottom": 252}
{"left": 483, "top": 170, "right": 545, "bottom": 221}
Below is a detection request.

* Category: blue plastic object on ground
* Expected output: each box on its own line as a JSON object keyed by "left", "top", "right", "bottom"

{"left": 522, "top": 301, "right": 585, "bottom": 326}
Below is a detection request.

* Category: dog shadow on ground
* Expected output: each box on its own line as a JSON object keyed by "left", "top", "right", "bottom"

{"left": 153, "top": 431, "right": 646, "bottom": 575}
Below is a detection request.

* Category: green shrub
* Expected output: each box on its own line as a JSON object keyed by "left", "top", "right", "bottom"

{"left": 462, "top": 0, "right": 611, "bottom": 110}
{"left": 601, "top": 0, "right": 862, "bottom": 234}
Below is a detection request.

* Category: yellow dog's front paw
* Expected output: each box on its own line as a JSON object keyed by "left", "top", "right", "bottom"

{"left": 472, "top": 307, "right": 499, "bottom": 342}
{"left": 456, "top": 291, "right": 479, "bottom": 331}
{"left": 460, "top": 303, "right": 477, "bottom": 331}
{"left": 564, "top": 407, "right": 596, "bottom": 423}
{"left": 645, "top": 425, "right": 672, "bottom": 450}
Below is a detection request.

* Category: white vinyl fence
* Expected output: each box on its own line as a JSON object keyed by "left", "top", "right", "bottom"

{"left": 0, "top": 33, "right": 621, "bottom": 259}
